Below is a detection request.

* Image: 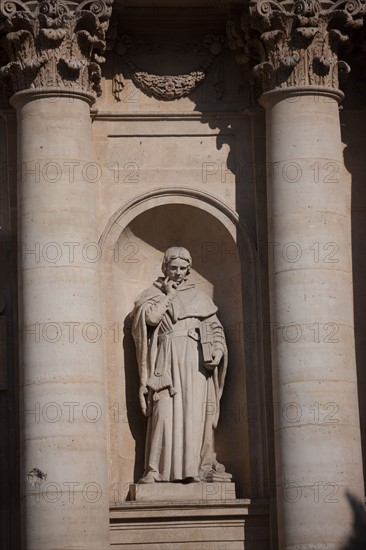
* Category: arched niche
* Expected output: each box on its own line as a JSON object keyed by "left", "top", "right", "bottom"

{"left": 100, "top": 190, "right": 259, "bottom": 501}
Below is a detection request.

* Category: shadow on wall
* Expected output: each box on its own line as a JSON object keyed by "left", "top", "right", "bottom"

{"left": 123, "top": 312, "right": 147, "bottom": 483}
{"left": 341, "top": 491, "right": 366, "bottom": 550}
{"left": 342, "top": 110, "right": 366, "bottom": 505}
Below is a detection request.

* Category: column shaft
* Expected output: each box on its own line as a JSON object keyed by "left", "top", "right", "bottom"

{"left": 263, "top": 89, "right": 365, "bottom": 549}
{"left": 13, "top": 90, "right": 109, "bottom": 550}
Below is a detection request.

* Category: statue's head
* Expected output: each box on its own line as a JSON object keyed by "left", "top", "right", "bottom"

{"left": 161, "top": 247, "right": 192, "bottom": 277}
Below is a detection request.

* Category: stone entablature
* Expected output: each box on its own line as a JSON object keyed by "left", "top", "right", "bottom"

{"left": 228, "top": 0, "right": 365, "bottom": 94}
{"left": 0, "top": 0, "right": 365, "bottom": 101}
{"left": 0, "top": 0, "right": 113, "bottom": 97}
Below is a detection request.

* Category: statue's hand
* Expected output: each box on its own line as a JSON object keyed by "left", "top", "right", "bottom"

{"left": 210, "top": 349, "right": 223, "bottom": 366}
{"left": 162, "top": 277, "right": 177, "bottom": 298}
{"left": 139, "top": 384, "right": 148, "bottom": 416}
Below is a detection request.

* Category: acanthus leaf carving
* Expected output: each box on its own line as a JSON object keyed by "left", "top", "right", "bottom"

{"left": 228, "top": 0, "right": 365, "bottom": 94}
{"left": 0, "top": 0, "right": 113, "bottom": 97}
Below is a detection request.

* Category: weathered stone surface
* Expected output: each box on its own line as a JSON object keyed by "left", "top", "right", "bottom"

{"left": 129, "top": 482, "right": 236, "bottom": 502}
{"left": 1, "top": 3, "right": 366, "bottom": 550}
{"left": 228, "top": 0, "right": 365, "bottom": 93}
{"left": 14, "top": 90, "right": 110, "bottom": 550}
{"left": 131, "top": 247, "right": 232, "bottom": 486}
{"left": 0, "top": 0, "right": 113, "bottom": 96}
{"left": 261, "top": 87, "right": 365, "bottom": 548}
{"left": 110, "top": 500, "right": 270, "bottom": 550}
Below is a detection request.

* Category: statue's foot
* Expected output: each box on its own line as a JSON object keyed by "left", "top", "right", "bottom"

{"left": 138, "top": 472, "right": 156, "bottom": 484}
{"left": 204, "top": 470, "right": 232, "bottom": 482}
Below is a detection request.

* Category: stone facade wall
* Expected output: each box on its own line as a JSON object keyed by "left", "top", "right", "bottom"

{"left": 94, "top": 9, "right": 272, "bottom": 507}
{"left": 0, "top": 1, "right": 365, "bottom": 548}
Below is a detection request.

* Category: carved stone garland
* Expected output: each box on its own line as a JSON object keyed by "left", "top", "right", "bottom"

{"left": 0, "top": 0, "right": 113, "bottom": 97}
{"left": 112, "top": 34, "right": 225, "bottom": 101}
{"left": 228, "top": 0, "right": 365, "bottom": 93}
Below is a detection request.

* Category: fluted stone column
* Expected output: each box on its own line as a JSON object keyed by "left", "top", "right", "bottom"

{"left": 0, "top": 1, "right": 113, "bottom": 548}
{"left": 230, "top": 1, "right": 365, "bottom": 548}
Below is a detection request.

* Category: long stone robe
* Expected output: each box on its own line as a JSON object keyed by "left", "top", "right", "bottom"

{"left": 132, "top": 278, "right": 228, "bottom": 482}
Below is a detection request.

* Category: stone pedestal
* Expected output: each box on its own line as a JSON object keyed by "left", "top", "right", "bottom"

{"left": 129, "top": 482, "right": 236, "bottom": 502}
{"left": 110, "top": 499, "right": 269, "bottom": 550}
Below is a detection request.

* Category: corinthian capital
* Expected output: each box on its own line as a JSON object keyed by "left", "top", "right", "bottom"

{"left": 229, "top": 0, "right": 365, "bottom": 94}
{"left": 0, "top": 0, "right": 113, "bottom": 97}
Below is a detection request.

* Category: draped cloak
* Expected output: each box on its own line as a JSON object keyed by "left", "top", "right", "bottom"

{"left": 132, "top": 278, "right": 228, "bottom": 482}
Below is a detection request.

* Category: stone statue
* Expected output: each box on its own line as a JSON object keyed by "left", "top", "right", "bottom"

{"left": 132, "top": 246, "right": 232, "bottom": 483}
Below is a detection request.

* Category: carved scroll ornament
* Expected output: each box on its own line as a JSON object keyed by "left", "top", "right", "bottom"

{"left": 228, "top": 0, "right": 365, "bottom": 93}
{"left": 0, "top": 0, "right": 113, "bottom": 96}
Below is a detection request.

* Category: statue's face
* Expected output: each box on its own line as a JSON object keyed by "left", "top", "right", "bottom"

{"left": 166, "top": 258, "right": 189, "bottom": 285}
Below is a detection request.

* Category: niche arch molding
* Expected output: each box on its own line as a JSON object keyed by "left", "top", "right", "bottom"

{"left": 99, "top": 187, "right": 255, "bottom": 250}
{"left": 100, "top": 187, "right": 267, "bottom": 500}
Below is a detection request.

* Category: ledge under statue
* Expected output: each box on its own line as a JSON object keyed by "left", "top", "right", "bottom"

{"left": 130, "top": 247, "right": 235, "bottom": 501}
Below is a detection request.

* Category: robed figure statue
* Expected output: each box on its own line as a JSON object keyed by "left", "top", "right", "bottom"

{"left": 132, "top": 247, "right": 232, "bottom": 483}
